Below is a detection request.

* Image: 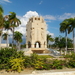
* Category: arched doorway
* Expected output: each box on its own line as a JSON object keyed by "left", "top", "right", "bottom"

{"left": 35, "top": 41, "right": 41, "bottom": 48}
{"left": 28, "top": 41, "right": 31, "bottom": 48}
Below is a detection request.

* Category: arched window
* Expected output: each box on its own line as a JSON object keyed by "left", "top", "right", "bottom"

{"left": 35, "top": 41, "right": 41, "bottom": 48}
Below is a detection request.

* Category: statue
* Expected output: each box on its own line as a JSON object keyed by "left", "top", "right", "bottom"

{"left": 36, "top": 43, "right": 39, "bottom": 48}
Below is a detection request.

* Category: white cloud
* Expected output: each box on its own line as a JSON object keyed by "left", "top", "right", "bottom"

{"left": 47, "top": 31, "right": 54, "bottom": 37}
{"left": 0, "top": 0, "right": 11, "bottom": 3}
{"left": 3, "top": 0, "right": 11, "bottom": 3}
{"left": 43, "top": 15, "right": 56, "bottom": 20}
{"left": 15, "top": 11, "right": 39, "bottom": 36}
{"left": 23, "top": 11, "right": 39, "bottom": 18}
{"left": 43, "top": 13, "right": 75, "bottom": 21}
{"left": 39, "top": 1, "right": 43, "bottom": 5}
{"left": 58, "top": 13, "right": 75, "bottom": 20}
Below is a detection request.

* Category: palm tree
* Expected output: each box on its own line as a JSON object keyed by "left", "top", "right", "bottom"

{"left": 2, "top": 33, "right": 9, "bottom": 47}
{"left": 0, "top": 5, "right": 4, "bottom": 49}
{"left": 7, "top": 12, "right": 21, "bottom": 47}
{"left": 66, "top": 18, "right": 75, "bottom": 52}
{"left": 3, "top": 19, "right": 12, "bottom": 47}
{"left": 14, "top": 31, "right": 23, "bottom": 50}
{"left": 60, "top": 19, "right": 70, "bottom": 53}
{"left": 47, "top": 34, "right": 54, "bottom": 48}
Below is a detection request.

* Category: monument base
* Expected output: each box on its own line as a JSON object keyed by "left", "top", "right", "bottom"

{"left": 24, "top": 48, "right": 50, "bottom": 55}
{"left": 31, "top": 48, "right": 47, "bottom": 54}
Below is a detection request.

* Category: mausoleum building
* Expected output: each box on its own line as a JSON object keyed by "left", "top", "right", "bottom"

{"left": 26, "top": 16, "right": 47, "bottom": 53}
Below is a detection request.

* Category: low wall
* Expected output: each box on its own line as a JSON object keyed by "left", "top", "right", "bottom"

{"left": 1, "top": 44, "right": 9, "bottom": 48}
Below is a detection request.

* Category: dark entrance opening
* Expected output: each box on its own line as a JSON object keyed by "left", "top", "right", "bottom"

{"left": 28, "top": 42, "right": 31, "bottom": 48}
{"left": 35, "top": 42, "right": 41, "bottom": 48}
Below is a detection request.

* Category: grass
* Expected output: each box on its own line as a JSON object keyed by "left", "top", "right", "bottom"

{"left": 38, "top": 55, "right": 53, "bottom": 59}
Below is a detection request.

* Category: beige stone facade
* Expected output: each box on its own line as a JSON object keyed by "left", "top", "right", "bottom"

{"left": 26, "top": 16, "right": 47, "bottom": 53}
{"left": 1, "top": 44, "right": 9, "bottom": 48}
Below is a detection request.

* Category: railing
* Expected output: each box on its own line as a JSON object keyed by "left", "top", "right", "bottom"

{"left": 47, "top": 48, "right": 61, "bottom": 56}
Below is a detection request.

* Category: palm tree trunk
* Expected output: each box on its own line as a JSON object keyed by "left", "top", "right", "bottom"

{"left": 17, "top": 41, "right": 20, "bottom": 50}
{"left": 65, "top": 30, "right": 67, "bottom": 54}
{"left": 6, "top": 31, "right": 9, "bottom": 48}
{"left": 12, "top": 27, "right": 14, "bottom": 48}
{"left": 16, "top": 42, "right": 17, "bottom": 49}
{"left": 19, "top": 43, "right": 20, "bottom": 50}
{"left": 0, "top": 35, "right": 2, "bottom": 49}
{"left": 73, "top": 29, "right": 75, "bottom": 53}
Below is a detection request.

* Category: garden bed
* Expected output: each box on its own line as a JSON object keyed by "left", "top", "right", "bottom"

{"left": 0, "top": 48, "right": 75, "bottom": 73}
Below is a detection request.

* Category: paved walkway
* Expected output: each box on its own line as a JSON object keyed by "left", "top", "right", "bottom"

{"left": 1, "top": 69, "right": 75, "bottom": 75}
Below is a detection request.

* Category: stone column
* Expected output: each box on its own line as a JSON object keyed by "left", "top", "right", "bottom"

{"left": 26, "top": 44, "right": 28, "bottom": 48}
{"left": 32, "top": 44, "right": 35, "bottom": 48}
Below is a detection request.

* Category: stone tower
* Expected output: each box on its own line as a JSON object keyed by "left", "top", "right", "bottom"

{"left": 26, "top": 16, "right": 47, "bottom": 53}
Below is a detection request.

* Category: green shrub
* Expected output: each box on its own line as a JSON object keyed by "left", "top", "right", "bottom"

{"left": 43, "top": 63, "right": 52, "bottom": 70}
{"left": 34, "top": 60, "right": 44, "bottom": 70}
{"left": 24, "top": 56, "right": 32, "bottom": 68}
{"left": 0, "top": 48, "right": 25, "bottom": 70}
{"left": 0, "top": 48, "right": 17, "bottom": 64}
{"left": 13, "top": 51, "right": 25, "bottom": 58}
{"left": 30, "top": 53, "right": 39, "bottom": 67}
{"left": 51, "top": 60, "right": 64, "bottom": 69}
{"left": 68, "top": 59, "right": 75, "bottom": 68}
{"left": 64, "top": 54, "right": 71, "bottom": 58}
{"left": 64, "top": 53, "right": 75, "bottom": 60}
{"left": 9, "top": 58, "right": 24, "bottom": 72}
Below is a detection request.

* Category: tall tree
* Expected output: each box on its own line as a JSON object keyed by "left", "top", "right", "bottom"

{"left": 3, "top": 18, "right": 12, "bottom": 47}
{"left": 47, "top": 34, "right": 54, "bottom": 48}
{"left": 60, "top": 19, "right": 70, "bottom": 53}
{"left": 2, "top": 32, "right": 9, "bottom": 47}
{"left": 53, "top": 37, "right": 73, "bottom": 50}
{"left": 14, "top": 31, "right": 23, "bottom": 50}
{"left": 0, "top": 5, "right": 4, "bottom": 49}
{"left": 66, "top": 18, "right": 75, "bottom": 52}
{"left": 7, "top": 12, "right": 21, "bottom": 47}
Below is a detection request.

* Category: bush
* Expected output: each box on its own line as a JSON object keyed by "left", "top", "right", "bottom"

{"left": 68, "top": 59, "right": 75, "bottom": 68}
{"left": 34, "top": 60, "right": 44, "bottom": 70}
{"left": 30, "top": 53, "right": 39, "bottom": 67}
{"left": 24, "top": 56, "right": 32, "bottom": 68}
{"left": 0, "top": 48, "right": 25, "bottom": 71}
{"left": 51, "top": 60, "right": 64, "bottom": 69}
{"left": 9, "top": 58, "right": 24, "bottom": 72}
{"left": 0, "top": 48, "right": 17, "bottom": 64}
{"left": 43, "top": 63, "right": 52, "bottom": 70}
{"left": 64, "top": 53, "right": 75, "bottom": 59}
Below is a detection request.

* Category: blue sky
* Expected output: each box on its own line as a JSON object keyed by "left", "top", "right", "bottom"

{"left": 0, "top": 0, "right": 75, "bottom": 40}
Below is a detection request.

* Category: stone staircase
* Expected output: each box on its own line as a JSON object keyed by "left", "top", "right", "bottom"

{"left": 47, "top": 48, "right": 62, "bottom": 57}
{"left": 20, "top": 48, "right": 62, "bottom": 57}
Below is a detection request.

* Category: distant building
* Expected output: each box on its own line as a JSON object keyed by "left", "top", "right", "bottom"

{"left": 26, "top": 16, "right": 47, "bottom": 53}
{"left": 1, "top": 44, "right": 9, "bottom": 48}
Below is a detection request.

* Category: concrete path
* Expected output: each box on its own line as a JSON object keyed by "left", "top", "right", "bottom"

{"left": 23, "top": 70, "right": 75, "bottom": 75}
{"left": 1, "top": 69, "right": 75, "bottom": 75}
